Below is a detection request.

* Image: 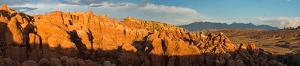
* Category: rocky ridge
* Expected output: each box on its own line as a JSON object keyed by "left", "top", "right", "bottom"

{"left": 0, "top": 4, "right": 285, "bottom": 66}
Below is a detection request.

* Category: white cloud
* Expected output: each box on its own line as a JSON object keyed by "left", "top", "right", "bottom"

{"left": 9, "top": 2, "right": 209, "bottom": 25}
{"left": 91, "top": 2, "right": 209, "bottom": 25}
{"left": 256, "top": 16, "right": 271, "bottom": 20}
{"left": 260, "top": 17, "right": 300, "bottom": 28}
{"left": 11, "top": 4, "right": 55, "bottom": 8}
{"left": 96, "top": 2, "right": 207, "bottom": 25}
{"left": 9, "top": 3, "right": 75, "bottom": 14}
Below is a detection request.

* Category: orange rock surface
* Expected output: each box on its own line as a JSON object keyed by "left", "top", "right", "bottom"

{"left": 0, "top": 4, "right": 287, "bottom": 66}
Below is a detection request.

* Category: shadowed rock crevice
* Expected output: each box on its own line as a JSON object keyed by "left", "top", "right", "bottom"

{"left": 69, "top": 30, "right": 90, "bottom": 59}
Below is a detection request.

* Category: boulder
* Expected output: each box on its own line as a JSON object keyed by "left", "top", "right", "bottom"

{"left": 84, "top": 60, "right": 98, "bottom": 66}
{"left": 3, "top": 57, "right": 17, "bottom": 66}
{"left": 38, "top": 58, "right": 49, "bottom": 65}
{"left": 21, "top": 60, "right": 39, "bottom": 66}
{"left": 103, "top": 61, "right": 115, "bottom": 66}
{"left": 49, "top": 57, "right": 61, "bottom": 65}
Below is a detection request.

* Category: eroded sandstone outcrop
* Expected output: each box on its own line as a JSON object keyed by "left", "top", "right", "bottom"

{"left": 0, "top": 4, "right": 289, "bottom": 66}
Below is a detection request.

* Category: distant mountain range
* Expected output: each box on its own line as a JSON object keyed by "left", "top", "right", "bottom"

{"left": 179, "top": 22, "right": 279, "bottom": 31}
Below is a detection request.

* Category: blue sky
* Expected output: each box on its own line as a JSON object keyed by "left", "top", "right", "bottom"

{"left": 1, "top": 0, "right": 299, "bottom": 28}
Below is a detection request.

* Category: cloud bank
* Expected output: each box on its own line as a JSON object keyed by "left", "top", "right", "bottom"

{"left": 11, "top": 7, "right": 38, "bottom": 12}
{"left": 59, "top": 0, "right": 109, "bottom": 5}
{"left": 260, "top": 17, "right": 300, "bottom": 28}
{"left": 10, "top": 2, "right": 207, "bottom": 25}
{"left": 95, "top": 2, "right": 205, "bottom": 25}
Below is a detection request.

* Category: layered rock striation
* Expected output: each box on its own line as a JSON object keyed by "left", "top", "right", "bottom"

{"left": 0, "top": 4, "right": 285, "bottom": 66}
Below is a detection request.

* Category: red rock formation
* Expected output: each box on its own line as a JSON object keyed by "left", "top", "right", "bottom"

{"left": 0, "top": 3, "right": 288, "bottom": 66}
{"left": 6, "top": 17, "right": 24, "bottom": 46}
{"left": 0, "top": 4, "right": 8, "bottom": 10}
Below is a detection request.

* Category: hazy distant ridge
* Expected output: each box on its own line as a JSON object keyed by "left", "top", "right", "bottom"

{"left": 179, "top": 22, "right": 279, "bottom": 31}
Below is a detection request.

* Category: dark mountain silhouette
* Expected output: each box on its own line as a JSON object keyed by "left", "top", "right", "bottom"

{"left": 179, "top": 22, "right": 279, "bottom": 31}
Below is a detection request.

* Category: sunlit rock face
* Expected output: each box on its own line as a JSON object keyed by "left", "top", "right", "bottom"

{"left": 0, "top": 4, "right": 286, "bottom": 66}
